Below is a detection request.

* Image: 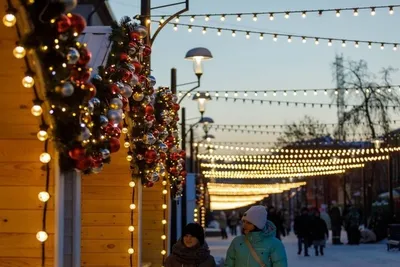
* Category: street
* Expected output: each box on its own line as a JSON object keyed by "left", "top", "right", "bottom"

{"left": 207, "top": 231, "right": 400, "bottom": 266}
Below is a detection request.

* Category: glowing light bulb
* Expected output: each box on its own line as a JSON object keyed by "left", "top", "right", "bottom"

{"left": 162, "top": 219, "right": 167, "bottom": 224}
{"left": 3, "top": 12, "right": 16, "bottom": 27}
{"left": 381, "top": 44, "right": 384, "bottom": 50}
{"left": 38, "top": 191, "right": 50, "bottom": 202}
{"left": 389, "top": 7, "right": 394, "bottom": 15}
{"left": 237, "top": 15, "right": 241, "bottom": 21}
{"left": 160, "top": 16, "right": 165, "bottom": 23}
{"left": 129, "top": 181, "right": 136, "bottom": 187}
{"left": 302, "top": 37, "right": 306, "bottom": 43}
{"left": 205, "top": 15, "right": 210, "bottom": 21}
{"left": 287, "top": 36, "right": 292, "bottom": 43}
{"left": 13, "top": 45, "right": 26, "bottom": 59}
{"left": 217, "top": 29, "right": 221, "bottom": 36}
{"left": 128, "top": 226, "right": 135, "bottom": 232}
{"left": 22, "top": 75, "right": 34, "bottom": 88}
{"left": 245, "top": 32, "right": 250, "bottom": 39}
{"left": 220, "top": 15, "right": 225, "bottom": 21}
{"left": 353, "top": 9, "right": 359, "bottom": 16}
{"left": 342, "top": 41, "right": 346, "bottom": 47}
{"left": 31, "top": 105, "right": 43, "bottom": 116}
{"left": 273, "top": 35, "right": 277, "bottom": 41}
{"left": 393, "top": 45, "right": 398, "bottom": 51}
{"left": 269, "top": 13, "right": 274, "bottom": 20}
{"left": 336, "top": 10, "right": 341, "bottom": 17}
{"left": 328, "top": 40, "right": 332, "bottom": 46}
{"left": 253, "top": 14, "right": 258, "bottom": 21}
{"left": 231, "top": 31, "right": 236, "bottom": 37}
{"left": 315, "top": 38, "right": 319, "bottom": 45}
{"left": 259, "top": 34, "right": 264, "bottom": 40}
{"left": 36, "top": 231, "right": 48, "bottom": 242}
{"left": 355, "top": 42, "right": 359, "bottom": 48}
{"left": 39, "top": 152, "right": 51, "bottom": 163}
{"left": 37, "top": 130, "right": 48, "bottom": 141}
{"left": 190, "top": 16, "right": 195, "bottom": 22}
{"left": 371, "top": 8, "right": 376, "bottom": 16}
{"left": 174, "top": 16, "right": 179, "bottom": 23}
{"left": 302, "top": 12, "right": 307, "bottom": 18}
{"left": 122, "top": 127, "right": 128, "bottom": 134}
{"left": 173, "top": 24, "right": 178, "bottom": 31}
{"left": 161, "top": 235, "right": 166, "bottom": 240}
{"left": 130, "top": 204, "right": 136, "bottom": 210}
{"left": 188, "top": 27, "right": 192, "bottom": 32}
{"left": 162, "top": 180, "right": 167, "bottom": 186}
{"left": 128, "top": 248, "right": 134, "bottom": 254}
{"left": 162, "top": 204, "right": 167, "bottom": 209}
{"left": 284, "top": 12, "right": 290, "bottom": 19}
{"left": 162, "top": 189, "right": 168, "bottom": 195}
{"left": 161, "top": 250, "right": 166, "bottom": 255}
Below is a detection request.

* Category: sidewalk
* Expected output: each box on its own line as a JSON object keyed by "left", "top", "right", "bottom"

{"left": 207, "top": 231, "right": 400, "bottom": 267}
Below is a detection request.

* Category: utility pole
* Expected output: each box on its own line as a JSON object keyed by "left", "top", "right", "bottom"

{"left": 388, "top": 155, "right": 394, "bottom": 222}
{"left": 335, "top": 54, "right": 345, "bottom": 141}
{"left": 181, "top": 107, "right": 187, "bottom": 230}
{"left": 140, "top": 0, "right": 151, "bottom": 71}
{"left": 170, "top": 68, "right": 177, "bottom": 248}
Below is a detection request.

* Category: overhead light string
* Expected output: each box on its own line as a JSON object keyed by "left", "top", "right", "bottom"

{"left": 148, "top": 4, "right": 398, "bottom": 21}
{"left": 162, "top": 22, "right": 400, "bottom": 50}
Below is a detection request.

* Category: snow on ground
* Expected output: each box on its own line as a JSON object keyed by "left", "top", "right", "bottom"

{"left": 207, "top": 230, "right": 400, "bottom": 267}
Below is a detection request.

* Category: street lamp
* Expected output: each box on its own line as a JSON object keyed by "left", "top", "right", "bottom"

{"left": 192, "top": 92, "right": 212, "bottom": 119}
{"left": 185, "top": 47, "right": 213, "bottom": 80}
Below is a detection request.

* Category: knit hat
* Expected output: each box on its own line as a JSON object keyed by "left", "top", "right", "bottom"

{"left": 182, "top": 223, "right": 205, "bottom": 245}
{"left": 242, "top": 205, "right": 268, "bottom": 230}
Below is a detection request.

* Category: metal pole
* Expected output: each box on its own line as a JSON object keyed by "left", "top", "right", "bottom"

{"left": 343, "top": 174, "right": 347, "bottom": 207}
{"left": 181, "top": 108, "right": 187, "bottom": 229}
{"left": 314, "top": 178, "right": 318, "bottom": 209}
{"left": 189, "top": 128, "right": 194, "bottom": 173}
{"left": 362, "top": 167, "right": 367, "bottom": 226}
{"left": 140, "top": 0, "right": 151, "bottom": 71}
{"left": 388, "top": 154, "right": 394, "bottom": 222}
{"left": 170, "top": 68, "right": 177, "bottom": 248}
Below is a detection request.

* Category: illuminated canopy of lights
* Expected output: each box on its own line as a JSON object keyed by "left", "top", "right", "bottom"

{"left": 207, "top": 181, "right": 306, "bottom": 195}
{"left": 211, "top": 201, "right": 258, "bottom": 210}
{"left": 210, "top": 195, "right": 268, "bottom": 202}
{"left": 203, "top": 169, "right": 345, "bottom": 179}
{"left": 201, "top": 163, "right": 364, "bottom": 171}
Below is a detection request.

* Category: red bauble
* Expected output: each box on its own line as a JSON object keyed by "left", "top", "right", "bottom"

{"left": 69, "top": 14, "right": 86, "bottom": 34}
{"left": 110, "top": 83, "right": 120, "bottom": 94}
{"left": 145, "top": 104, "right": 154, "bottom": 115}
{"left": 122, "top": 69, "right": 133, "bottom": 81}
{"left": 83, "top": 82, "right": 97, "bottom": 98}
{"left": 56, "top": 14, "right": 71, "bottom": 33}
{"left": 180, "top": 170, "right": 187, "bottom": 177}
{"left": 112, "top": 127, "right": 121, "bottom": 138}
{"left": 166, "top": 135, "right": 175, "bottom": 143}
{"left": 106, "top": 66, "right": 116, "bottom": 74}
{"left": 145, "top": 114, "right": 155, "bottom": 122}
{"left": 169, "top": 167, "right": 178, "bottom": 175}
{"left": 145, "top": 181, "right": 154, "bottom": 188}
{"left": 120, "top": 53, "right": 129, "bottom": 62}
{"left": 68, "top": 147, "right": 86, "bottom": 160}
{"left": 78, "top": 46, "right": 92, "bottom": 65}
{"left": 130, "top": 31, "right": 141, "bottom": 41}
{"left": 157, "top": 125, "right": 165, "bottom": 132}
{"left": 71, "top": 69, "right": 90, "bottom": 85}
{"left": 179, "top": 150, "right": 186, "bottom": 159}
{"left": 159, "top": 152, "right": 167, "bottom": 160}
{"left": 152, "top": 130, "right": 159, "bottom": 138}
{"left": 75, "top": 156, "right": 92, "bottom": 171}
{"left": 91, "top": 155, "right": 103, "bottom": 168}
{"left": 172, "top": 103, "right": 180, "bottom": 111}
{"left": 109, "top": 137, "right": 120, "bottom": 153}
{"left": 170, "top": 152, "right": 180, "bottom": 161}
{"left": 132, "top": 60, "right": 142, "bottom": 74}
{"left": 144, "top": 149, "right": 157, "bottom": 164}
{"left": 143, "top": 45, "right": 152, "bottom": 57}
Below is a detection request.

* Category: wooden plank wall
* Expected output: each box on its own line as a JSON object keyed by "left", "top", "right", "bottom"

{"left": 0, "top": 1, "right": 55, "bottom": 265}
{"left": 81, "top": 151, "right": 139, "bottom": 266}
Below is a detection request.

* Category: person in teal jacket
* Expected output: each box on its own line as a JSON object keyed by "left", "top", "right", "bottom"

{"left": 224, "top": 205, "right": 288, "bottom": 267}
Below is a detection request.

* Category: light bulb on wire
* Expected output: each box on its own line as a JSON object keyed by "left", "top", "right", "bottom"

{"left": 37, "top": 130, "right": 48, "bottom": 141}
{"left": 22, "top": 74, "right": 35, "bottom": 88}
{"left": 13, "top": 45, "right": 26, "bottom": 59}
{"left": 40, "top": 152, "right": 51, "bottom": 163}
{"left": 2, "top": 8, "right": 16, "bottom": 27}
{"left": 31, "top": 104, "right": 43, "bottom": 116}
{"left": 38, "top": 191, "right": 50, "bottom": 202}
{"left": 36, "top": 231, "right": 48, "bottom": 242}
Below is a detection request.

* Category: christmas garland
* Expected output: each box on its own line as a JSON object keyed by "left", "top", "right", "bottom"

{"left": 19, "top": 0, "right": 114, "bottom": 174}
{"left": 154, "top": 87, "right": 187, "bottom": 197}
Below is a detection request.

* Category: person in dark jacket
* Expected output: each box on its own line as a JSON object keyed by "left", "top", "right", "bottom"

{"left": 268, "top": 206, "right": 285, "bottom": 240}
{"left": 294, "top": 207, "right": 311, "bottom": 256}
{"left": 329, "top": 203, "right": 343, "bottom": 245}
{"left": 310, "top": 210, "right": 329, "bottom": 256}
{"left": 345, "top": 207, "right": 361, "bottom": 245}
{"left": 165, "top": 223, "right": 216, "bottom": 267}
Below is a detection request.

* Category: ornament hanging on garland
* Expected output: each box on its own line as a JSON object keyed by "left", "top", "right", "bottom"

{"left": 19, "top": 1, "right": 112, "bottom": 174}
{"left": 154, "top": 87, "right": 186, "bottom": 198}
{"left": 97, "top": 16, "right": 164, "bottom": 186}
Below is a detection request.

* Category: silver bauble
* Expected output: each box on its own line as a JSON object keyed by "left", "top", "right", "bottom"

{"left": 87, "top": 101, "right": 94, "bottom": 113}
{"left": 110, "top": 98, "right": 123, "bottom": 110}
{"left": 133, "top": 91, "right": 144, "bottom": 102}
{"left": 157, "top": 163, "right": 166, "bottom": 177}
{"left": 107, "top": 109, "right": 122, "bottom": 124}
{"left": 99, "top": 115, "right": 109, "bottom": 127}
{"left": 100, "top": 148, "right": 111, "bottom": 159}
{"left": 144, "top": 133, "right": 156, "bottom": 145}
{"left": 147, "top": 172, "right": 159, "bottom": 183}
{"left": 67, "top": 47, "right": 80, "bottom": 65}
{"left": 159, "top": 130, "right": 169, "bottom": 141}
{"left": 120, "top": 84, "right": 133, "bottom": 98}
{"left": 176, "top": 163, "right": 183, "bottom": 172}
{"left": 158, "top": 143, "right": 168, "bottom": 152}
{"left": 135, "top": 25, "right": 148, "bottom": 38}
{"left": 148, "top": 75, "right": 156, "bottom": 87}
{"left": 79, "top": 127, "right": 91, "bottom": 141}
{"left": 91, "top": 74, "right": 102, "bottom": 81}
{"left": 61, "top": 82, "right": 74, "bottom": 97}
{"left": 130, "top": 74, "right": 139, "bottom": 86}
{"left": 126, "top": 63, "right": 135, "bottom": 73}
{"left": 171, "top": 95, "right": 178, "bottom": 103}
{"left": 89, "top": 97, "right": 101, "bottom": 107}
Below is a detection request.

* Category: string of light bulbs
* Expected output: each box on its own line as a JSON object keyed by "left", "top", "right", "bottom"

{"left": 4, "top": 2, "right": 53, "bottom": 265}
{"left": 161, "top": 178, "right": 168, "bottom": 263}
{"left": 203, "top": 169, "right": 345, "bottom": 179}
{"left": 165, "top": 22, "right": 400, "bottom": 50}
{"left": 192, "top": 140, "right": 390, "bottom": 147}
{"left": 190, "top": 96, "right": 400, "bottom": 110}
{"left": 202, "top": 163, "right": 364, "bottom": 171}
{"left": 207, "top": 181, "right": 306, "bottom": 194}
{"left": 197, "top": 154, "right": 389, "bottom": 164}
{"left": 179, "top": 85, "right": 400, "bottom": 98}
{"left": 210, "top": 200, "right": 258, "bottom": 210}
{"left": 149, "top": 4, "right": 398, "bottom": 21}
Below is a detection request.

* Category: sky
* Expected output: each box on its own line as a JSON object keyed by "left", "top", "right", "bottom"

{"left": 108, "top": 0, "right": 400, "bottom": 149}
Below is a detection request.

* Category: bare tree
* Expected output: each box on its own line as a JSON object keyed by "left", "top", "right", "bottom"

{"left": 332, "top": 58, "right": 400, "bottom": 139}
{"left": 276, "top": 115, "right": 329, "bottom": 146}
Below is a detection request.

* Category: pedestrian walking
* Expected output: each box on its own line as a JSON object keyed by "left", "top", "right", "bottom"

{"left": 165, "top": 223, "right": 216, "bottom": 267}
{"left": 294, "top": 207, "right": 312, "bottom": 257}
{"left": 224, "top": 205, "right": 287, "bottom": 267}
{"left": 217, "top": 211, "right": 228, "bottom": 239}
{"left": 329, "top": 202, "right": 343, "bottom": 245}
{"left": 345, "top": 206, "right": 361, "bottom": 245}
{"left": 310, "top": 209, "right": 329, "bottom": 256}
{"left": 228, "top": 211, "right": 239, "bottom": 236}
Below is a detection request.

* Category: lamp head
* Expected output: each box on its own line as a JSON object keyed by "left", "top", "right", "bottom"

{"left": 185, "top": 47, "right": 213, "bottom": 76}
{"left": 192, "top": 92, "right": 212, "bottom": 114}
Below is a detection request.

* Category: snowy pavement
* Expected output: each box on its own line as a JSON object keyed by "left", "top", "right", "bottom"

{"left": 207, "top": 231, "right": 400, "bottom": 266}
